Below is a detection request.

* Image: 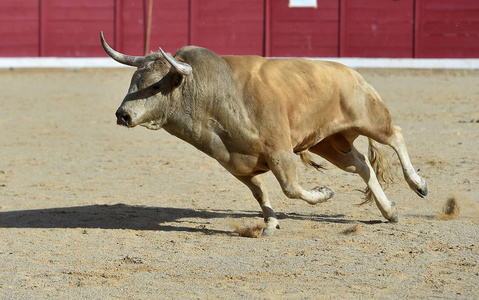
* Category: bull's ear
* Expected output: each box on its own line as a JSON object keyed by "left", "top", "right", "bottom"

{"left": 159, "top": 48, "right": 192, "bottom": 76}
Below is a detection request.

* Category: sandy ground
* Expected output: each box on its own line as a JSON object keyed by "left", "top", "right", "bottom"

{"left": 0, "top": 67, "right": 478, "bottom": 299}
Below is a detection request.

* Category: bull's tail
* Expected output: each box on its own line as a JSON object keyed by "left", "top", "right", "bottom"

{"left": 362, "top": 138, "right": 396, "bottom": 204}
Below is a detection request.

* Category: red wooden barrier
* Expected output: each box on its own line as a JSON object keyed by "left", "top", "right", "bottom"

{"left": 267, "top": 0, "right": 339, "bottom": 57}
{"left": 189, "top": 0, "right": 264, "bottom": 55}
{"left": 115, "top": 0, "right": 145, "bottom": 56}
{"left": 112, "top": 0, "right": 189, "bottom": 57}
{"left": 147, "top": 0, "right": 189, "bottom": 54}
{"left": 415, "top": 0, "right": 479, "bottom": 58}
{"left": 40, "top": 0, "right": 115, "bottom": 57}
{"left": 0, "top": 0, "right": 478, "bottom": 58}
{"left": 340, "top": 0, "right": 414, "bottom": 58}
{"left": 0, "top": 0, "right": 39, "bottom": 57}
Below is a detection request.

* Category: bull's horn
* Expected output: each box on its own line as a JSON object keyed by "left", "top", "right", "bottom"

{"left": 100, "top": 31, "right": 143, "bottom": 67}
{"left": 159, "top": 48, "right": 192, "bottom": 76}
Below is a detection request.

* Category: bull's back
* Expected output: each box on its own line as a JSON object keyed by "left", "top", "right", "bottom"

{"left": 223, "top": 55, "right": 364, "bottom": 147}
{"left": 224, "top": 55, "right": 359, "bottom": 113}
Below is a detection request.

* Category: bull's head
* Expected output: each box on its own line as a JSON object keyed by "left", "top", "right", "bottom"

{"left": 100, "top": 32, "right": 192, "bottom": 130}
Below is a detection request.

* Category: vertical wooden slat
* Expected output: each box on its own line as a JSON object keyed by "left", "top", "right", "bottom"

{"left": 264, "top": 0, "right": 271, "bottom": 57}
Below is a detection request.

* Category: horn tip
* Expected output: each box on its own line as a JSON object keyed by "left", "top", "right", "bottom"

{"left": 100, "top": 31, "right": 106, "bottom": 44}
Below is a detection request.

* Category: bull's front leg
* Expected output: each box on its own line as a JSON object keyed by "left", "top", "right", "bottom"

{"left": 266, "top": 151, "right": 335, "bottom": 205}
{"left": 234, "top": 174, "right": 279, "bottom": 236}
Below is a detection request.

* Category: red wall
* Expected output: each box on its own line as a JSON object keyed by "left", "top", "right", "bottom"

{"left": 268, "top": 0, "right": 339, "bottom": 57}
{"left": 340, "top": 0, "right": 415, "bottom": 58}
{"left": 148, "top": 0, "right": 189, "bottom": 54}
{"left": 115, "top": 0, "right": 145, "bottom": 56}
{"left": 0, "top": 0, "right": 478, "bottom": 58}
{"left": 40, "top": 0, "right": 115, "bottom": 57}
{"left": 0, "top": 0, "right": 39, "bottom": 57}
{"left": 415, "top": 0, "right": 479, "bottom": 58}
{"left": 190, "top": 0, "right": 264, "bottom": 55}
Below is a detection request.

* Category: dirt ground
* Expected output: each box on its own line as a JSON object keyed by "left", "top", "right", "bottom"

{"left": 0, "top": 67, "right": 478, "bottom": 299}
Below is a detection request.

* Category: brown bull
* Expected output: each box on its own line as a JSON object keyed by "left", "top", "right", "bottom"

{"left": 100, "top": 32, "right": 428, "bottom": 236}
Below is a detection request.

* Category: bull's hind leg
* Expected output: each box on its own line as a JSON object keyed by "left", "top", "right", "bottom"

{"left": 352, "top": 86, "right": 427, "bottom": 199}
{"left": 266, "top": 151, "right": 335, "bottom": 205}
{"left": 382, "top": 126, "right": 428, "bottom": 197}
{"left": 234, "top": 174, "right": 279, "bottom": 236}
{"left": 310, "top": 136, "right": 398, "bottom": 222}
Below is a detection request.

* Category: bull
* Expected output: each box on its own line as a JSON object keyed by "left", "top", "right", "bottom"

{"left": 100, "top": 32, "right": 428, "bottom": 236}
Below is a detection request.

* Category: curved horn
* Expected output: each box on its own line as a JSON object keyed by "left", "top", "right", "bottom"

{"left": 100, "top": 31, "right": 143, "bottom": 67}
{"left": 159, "top": 48, "right": 192, "bottom": 76}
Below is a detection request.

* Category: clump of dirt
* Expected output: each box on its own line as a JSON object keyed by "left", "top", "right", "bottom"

{"left": 229, "top": 219, "right": 265, "bottom": 238}
{"left": 341, "top": 223, "right": 362, "bottom": 235}
{"left": 437, "top": 196, "right": 461, "bottom": 220}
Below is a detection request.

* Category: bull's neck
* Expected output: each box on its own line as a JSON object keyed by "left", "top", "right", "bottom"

{"left": 162, "top": 92, "right": 249, "bottom": 162}
{"left": 162, "top": 110, "right": 221, "bottom": 161}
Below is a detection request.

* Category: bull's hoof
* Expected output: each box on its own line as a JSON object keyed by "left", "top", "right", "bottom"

{"left": 307, "top": 186, "right": 335, "bottom": 205}
{"left": 415, "top": 179, "right": 428, "bottom": 198}
{"left": 386, "top": 202, "right": 399, "bottom": 223}
{"left": 412, "top": 177, "right": 428, "bottom": 198}
{"left": 262, "top": 225, "right": 280, "bottom": 237}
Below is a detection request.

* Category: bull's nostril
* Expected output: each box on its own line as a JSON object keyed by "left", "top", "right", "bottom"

{"left": 122, "top": 114, "right": 131, "bottom": 124}
{"left": 115, "top": 109, "right": 132, "bottom": 126}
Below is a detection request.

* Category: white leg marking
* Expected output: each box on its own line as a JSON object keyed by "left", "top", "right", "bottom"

{"left": 267, "top": 151, "right": 334, "bottom": 205}
{"left": 359, "top": 157, "right": 398, "bottom": 222}
{"left": 390, "top": 126, "right": 428, "bottom": 197}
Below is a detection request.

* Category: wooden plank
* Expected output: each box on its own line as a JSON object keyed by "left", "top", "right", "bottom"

{"left": 0, "top": 0, "right": 39, "bottom": 57}
{"left": 340, "top": 0, "right": 414, "bottom": 58}
{"left": 415, "top": 0, "right": 479, "bottom": 58}
{"left": 269, "top": 0, "right": 339, "bottom": 57}
{"left": 41, "top": 0, "right": 115, "bottom": 57}
{"left": 115, "top": 0, "right": 145, "bottom": 56}
{"left": 147, "top": 0, "right": 189, "bottom": 54}
{"left": 190, "top": 0, "right": 264, "bottom": 55}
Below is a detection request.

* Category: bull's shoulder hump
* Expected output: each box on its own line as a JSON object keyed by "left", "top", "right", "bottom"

{"left": 222, "top": 55, "right": 266, "bottom": 61}
{"left": 175, "top": 46, "right": 227, "bottom": 66}
{"left": 221, "top": 55, "right": 267, "bottom": 69}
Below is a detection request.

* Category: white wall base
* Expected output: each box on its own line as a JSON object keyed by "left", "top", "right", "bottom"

{"left": 1, "top": 57, "right": 478, "bottom": 69}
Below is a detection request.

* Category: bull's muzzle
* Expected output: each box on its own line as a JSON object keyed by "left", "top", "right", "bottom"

{"left": 115, "top": 108, "right": 132, "bottom": 127}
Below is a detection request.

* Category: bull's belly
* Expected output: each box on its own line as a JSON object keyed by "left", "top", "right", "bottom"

{"left": 291, "top": 119, "right": 353, "bottom": 153}
{"left": 293, "top": 135, "right": 325, "bottom": 153}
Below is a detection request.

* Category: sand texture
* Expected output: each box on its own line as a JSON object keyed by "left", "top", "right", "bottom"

{"left": 1, "top": 68, "right": 478, "bottom": 299}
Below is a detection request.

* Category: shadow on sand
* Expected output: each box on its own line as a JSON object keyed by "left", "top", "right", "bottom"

{"left": 0, "top": 203, "right": 382, "bottom": 233}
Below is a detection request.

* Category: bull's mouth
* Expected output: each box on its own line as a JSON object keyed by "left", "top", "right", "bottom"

{"left": 116, "top": 118, "right": 136, "bottom": 127}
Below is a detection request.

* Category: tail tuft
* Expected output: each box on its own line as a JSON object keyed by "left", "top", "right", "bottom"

{"left": 361, "top": 138, "right": 396, "bottom": 204}
{"left": 298, "top": 151, "right": 324, "bottom": 171}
